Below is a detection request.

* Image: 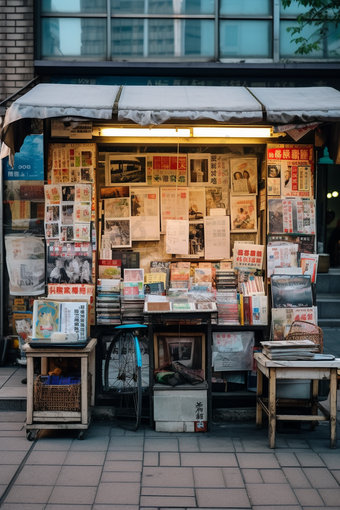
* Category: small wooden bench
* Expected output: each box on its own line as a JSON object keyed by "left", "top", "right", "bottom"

{"left": 254, "top": 353, "right": 340, "bottom": 449}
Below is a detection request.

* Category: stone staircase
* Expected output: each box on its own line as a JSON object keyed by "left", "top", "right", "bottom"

{"left": 316, "top": 268, "right": 340, "bottom": 328}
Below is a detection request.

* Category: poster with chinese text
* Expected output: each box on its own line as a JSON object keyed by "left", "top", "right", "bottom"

{"left": 161, "top": 187, "right": 189, "bottom": 233}
{"left": 130, "top": 187, "right": 160, "bottom": 241}
{"left": 146, "top": 153, "right": 187, "bottom": 186}
{"left": 233, "top": 243, "right": 264, "bottom": 270}
{"left": 267, "top": 144, "right": 314, "bottom": 199}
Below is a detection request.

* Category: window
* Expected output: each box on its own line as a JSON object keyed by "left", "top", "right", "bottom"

{"left": 38, "top": 0, "right": 340, "bottom": 62}
{"left": 41, "top": 0, "right": 107, "bottom": 14}
{"left": 111, "top": 0, "right": 215, "bottom": 15}
{"left": 220, "top": 0, "right": 272, "bottom": 16}
{"left": 220, "top": 20, "right": 272, "bottom": 59}
{"left": 41, "top": 18, "right": 107, "bottom": 58}
{"left": 111, "top": 19, "right": 214, "bottom": 58}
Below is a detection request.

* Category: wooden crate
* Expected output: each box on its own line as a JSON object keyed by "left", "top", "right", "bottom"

{"left": 34, "top": 374, "right": 91, "bottom": 412}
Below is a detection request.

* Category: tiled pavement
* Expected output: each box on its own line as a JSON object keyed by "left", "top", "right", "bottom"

{"left": 0, "top": 328, "right": 339, "bottom": 509}
{"left": 1, "top": 415, "right": 340, "bottom": 509}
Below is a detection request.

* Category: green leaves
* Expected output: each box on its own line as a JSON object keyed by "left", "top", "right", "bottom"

{"left": 281, "top": 0, "right": 340, "bottom": 55}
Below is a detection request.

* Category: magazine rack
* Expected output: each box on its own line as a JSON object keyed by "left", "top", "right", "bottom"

{"left": 286, "top": 321, "right": 323, "bottom": 353}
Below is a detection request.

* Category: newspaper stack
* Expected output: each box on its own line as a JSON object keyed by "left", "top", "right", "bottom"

{"left": 260, "top": 339, "right": 318, "bottom": 360}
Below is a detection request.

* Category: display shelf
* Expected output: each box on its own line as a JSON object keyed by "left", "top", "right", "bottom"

{"left": 146, "top": 310, "right": 213, "bottom": 429}
{"left": 146, "top": 310, "right": 268, "bottom": 430}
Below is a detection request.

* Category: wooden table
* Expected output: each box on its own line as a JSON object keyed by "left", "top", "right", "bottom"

{"left": 254, "top": 353, "right": 340, "bottom": 449}
{"left": 24, "top": 338, "right": 97, "bottom": 440}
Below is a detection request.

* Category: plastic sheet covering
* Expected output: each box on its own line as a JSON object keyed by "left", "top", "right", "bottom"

{"left": 118, "top": 86, "right": 263, "bottom": 125}
{"left": 212, "top": 331, "right": 254, "bottom": 371}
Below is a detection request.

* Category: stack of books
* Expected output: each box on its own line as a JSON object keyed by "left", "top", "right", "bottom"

{"left": 96, "top": 279, "right": 121, "bottom": 325}
{"left": 121, "top": 298, "right": 145, "bottom": 324}
{"left": 260, "top": 340, "right": 318, "bottom": 360}
{"left": 215, "top": 269, "right": 238, "bottom": 291}
{"left": 214, "top": 269, "right": 239, "bottom": 325}
{"left": 121, "top": 268, "right": 145, "bottom": 324}
{"left": 96, "top": 259, "right": 122, "bottom": 325}
{"left": 216, "top": 289, "right": 240, "bottom": 325}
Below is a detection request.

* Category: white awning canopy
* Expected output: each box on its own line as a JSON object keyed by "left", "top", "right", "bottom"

{"left": 2, "top": 83, "right": 340, "bottom": 160}
{"left": 249, "top": 87, "right": 340, "bottom": 124}
{"left": 117, "top": 85, "right": 263, "bottom": 125}
{"left": 3, "top": 84, "right": 120, "bottom": 127}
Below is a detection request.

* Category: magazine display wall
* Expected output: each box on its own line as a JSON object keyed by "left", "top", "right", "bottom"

{"left": 93, "top": 144, "right": 270, "bottom": 428}
{"left": 4, "top": 130, "right": 322, "bottom": 423}
{"left": 45, "top": 143, "right": 97, "bottom": 326}
{"left": 266, "top": 144, "right": 318, "bottom": 340}
{"left": 2, "top": 137, "right": 270, "bottom": 418}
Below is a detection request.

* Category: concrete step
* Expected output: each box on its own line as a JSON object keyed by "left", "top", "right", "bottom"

{"left": 318, "top": 318, "right": 340, "bottom": 328}
{"left": 316, "top": 293, "right": 340, "bottom": 302}
{"left": 316, "top": 294, "right": 340, "bottom": 320}
{"left": 316, "top": 269, "right": 340, "bottom": 293}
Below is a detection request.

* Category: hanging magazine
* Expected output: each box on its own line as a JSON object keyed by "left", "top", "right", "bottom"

{"left": 300, "top": 253, "right": 319, "bottom": 283}
{"left": 271, "top": 274, "right": 313, "bottom": 308}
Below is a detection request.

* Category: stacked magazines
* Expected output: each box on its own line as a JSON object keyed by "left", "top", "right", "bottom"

{"left": 96, "top": 279, "right": 121, "bottom": 325}
{"left": 260, "top": 340, "right": 318, "bottom": 360}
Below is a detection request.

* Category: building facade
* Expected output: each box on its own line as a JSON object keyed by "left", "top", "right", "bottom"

{"left": 1, "top": 1, "right": 340, "bottom": 414}
{"left": 1, "top": 0, "right": 340, "bottom": 105}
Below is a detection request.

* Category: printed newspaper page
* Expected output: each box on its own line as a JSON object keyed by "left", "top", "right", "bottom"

{"left": 204, "top": 216, "right": 230, "bottom": 260}
{"left": 5, "top": 235, "right": 45, "bottom": 296}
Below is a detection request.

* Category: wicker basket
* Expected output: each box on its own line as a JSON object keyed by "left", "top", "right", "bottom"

{"left": 34, "top": 374, "right": 91, "bottom": 412}
{"left": 286, "top": 321, "right": 323, "bottom": 353}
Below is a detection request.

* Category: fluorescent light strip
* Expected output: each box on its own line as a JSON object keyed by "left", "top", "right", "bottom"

{"left": 100, "top": 128, "right": 191, "bottom": 137}
{"left": 193, "top": 127, "right": 272, "bottom": 138}
{"left": 98, "top": 127, "right": 272, "bottom": 138}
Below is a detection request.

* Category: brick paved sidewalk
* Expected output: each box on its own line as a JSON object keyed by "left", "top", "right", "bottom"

{"left": 0, "top": 412, "right": 339, "bottom": 509}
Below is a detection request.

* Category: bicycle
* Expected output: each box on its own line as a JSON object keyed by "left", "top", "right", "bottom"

{"left": 103, "top": 324, "right": 148, "bottom": 431}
